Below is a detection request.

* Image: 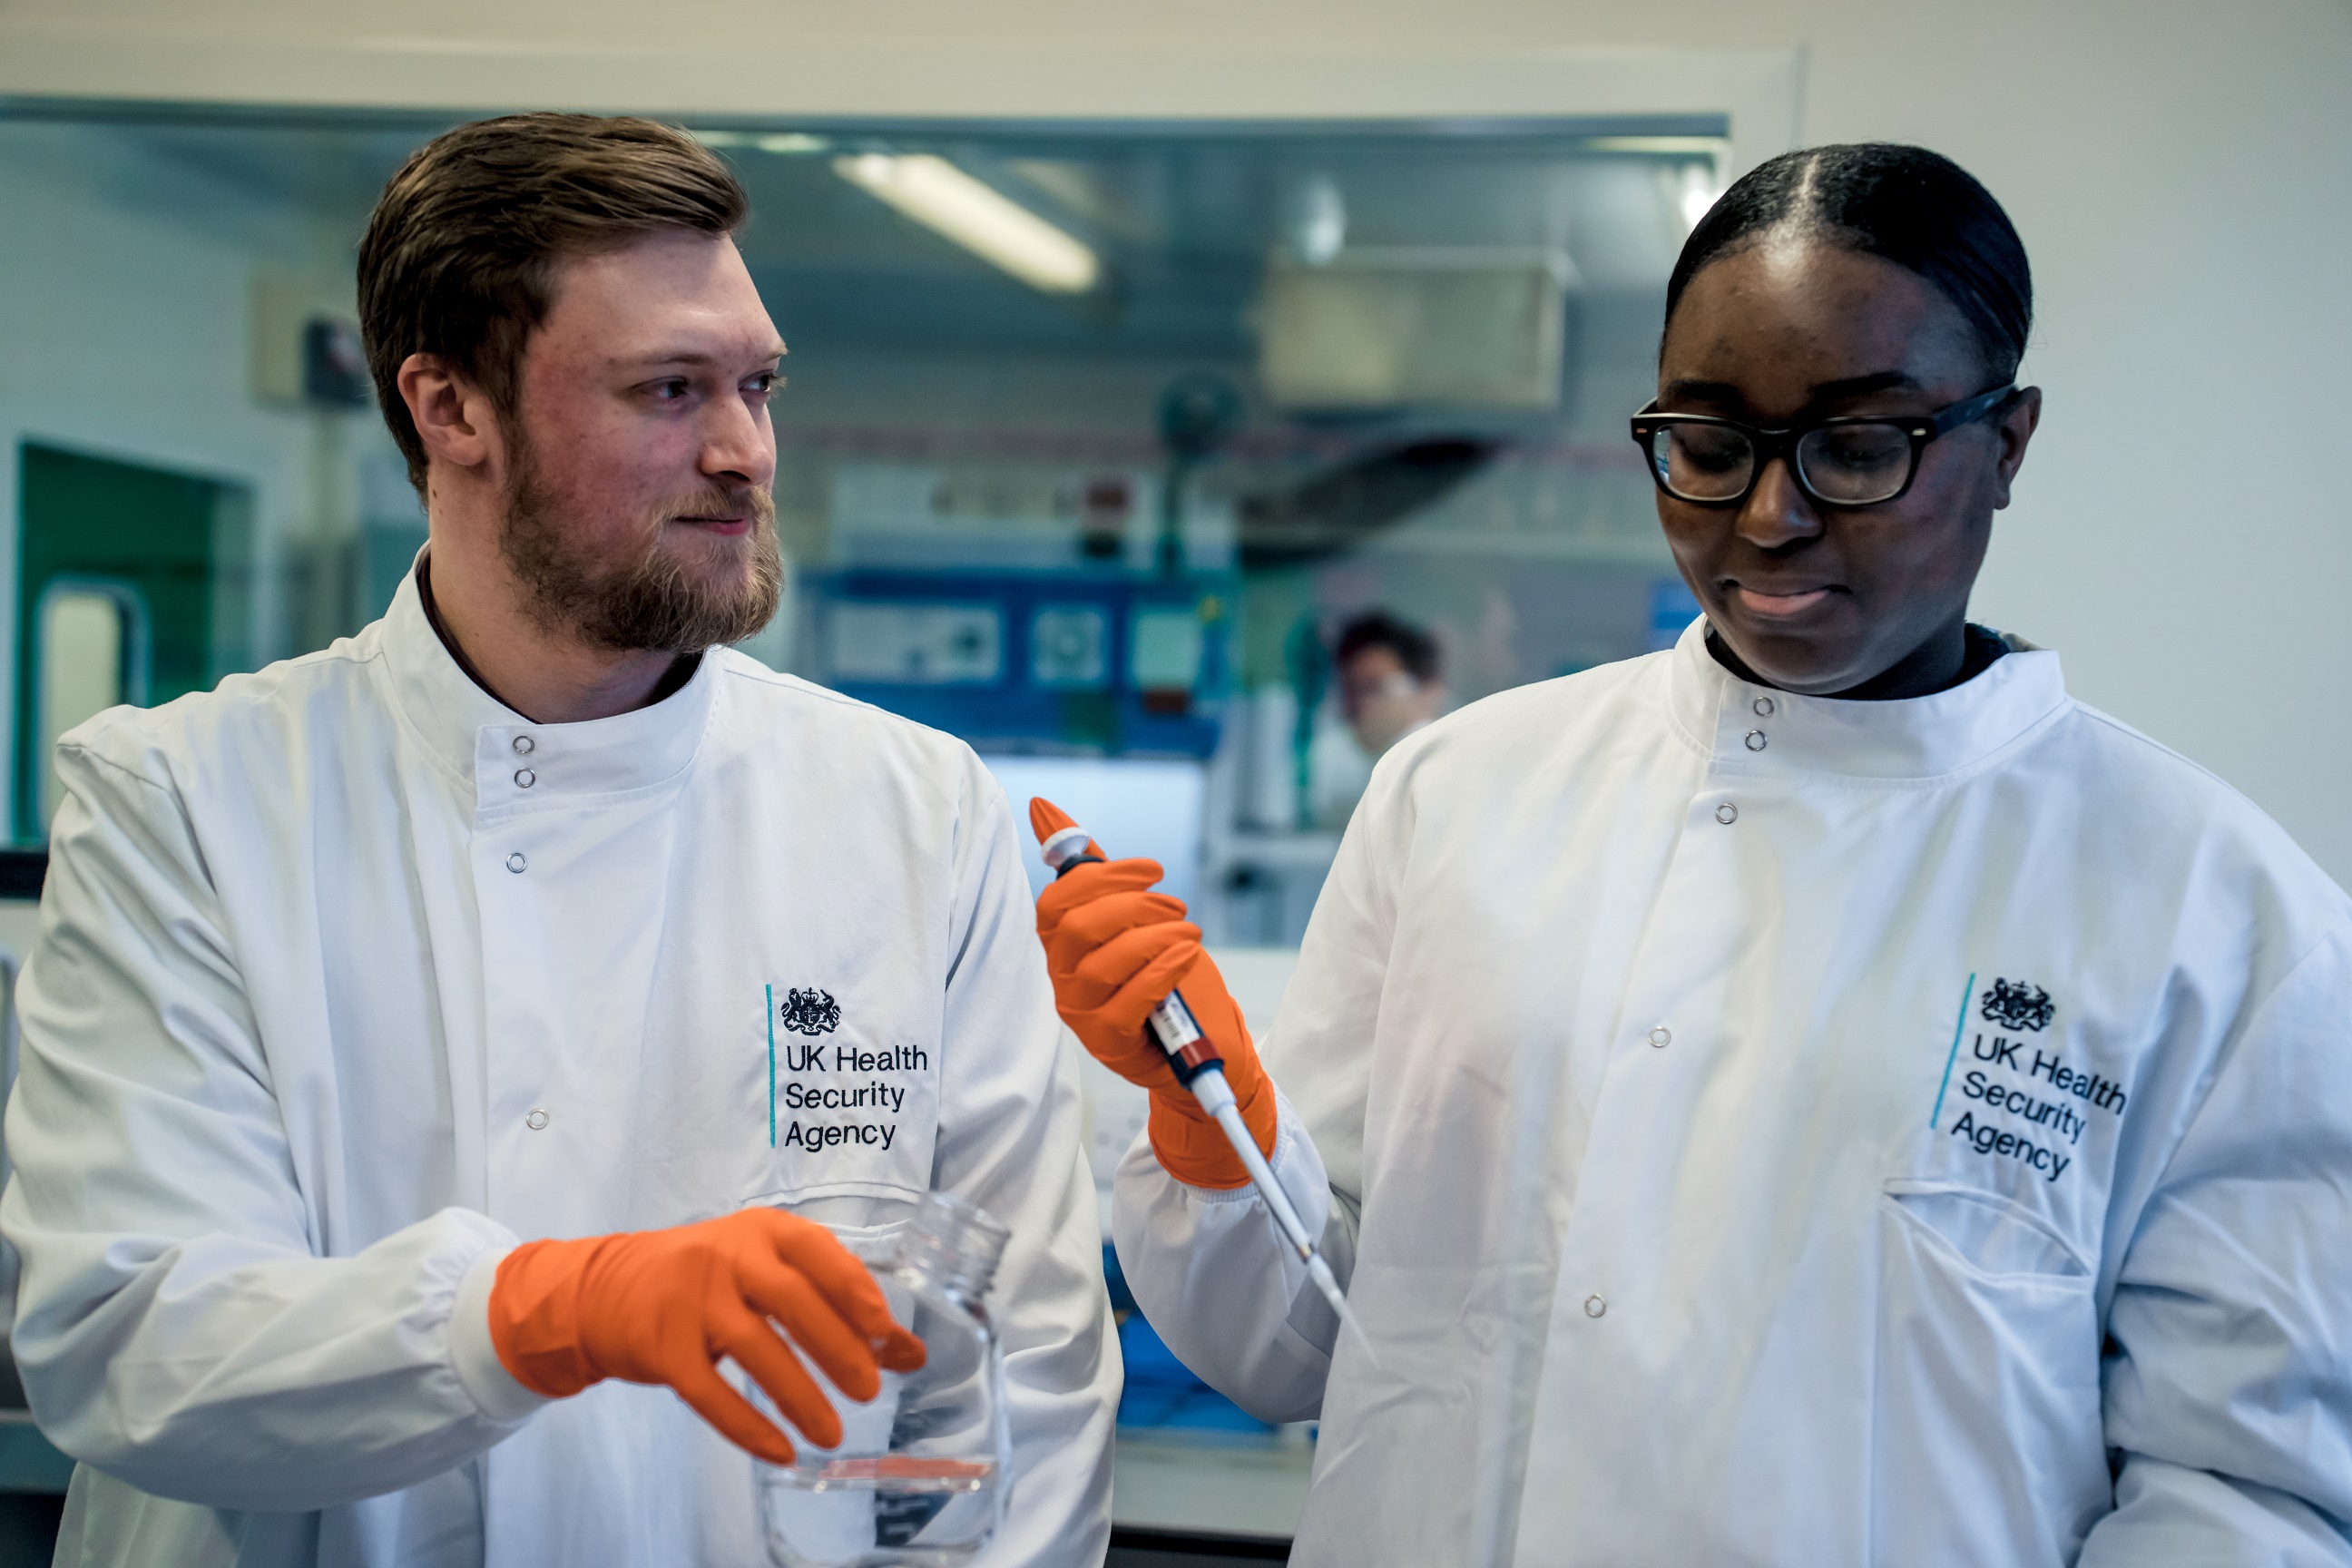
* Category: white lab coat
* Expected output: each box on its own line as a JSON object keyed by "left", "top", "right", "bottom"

{"left": 1, "top": 569, "right": 1116, "bottom": 1567}
{"left": 1119, "top": 618, "right": 2352, "bottom": 1566}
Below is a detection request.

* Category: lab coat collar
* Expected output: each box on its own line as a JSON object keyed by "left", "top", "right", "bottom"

{"left": 1666, "top": 616, "right": 2069, "bottom": 782}
{"left": 379, "top": 560, "right": 718, "bottom": 813}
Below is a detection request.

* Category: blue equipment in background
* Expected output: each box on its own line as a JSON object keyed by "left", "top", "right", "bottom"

{"left": 1649, "top": 576, "right": 1703, "bottom": 652}
{"left": 1103, "top": 1245, "right": 1272, "bottom": 1436}
{"left": 805, "top": 568, "right": 1232, "bottom": 758}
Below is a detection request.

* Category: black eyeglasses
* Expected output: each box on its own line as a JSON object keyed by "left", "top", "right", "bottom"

{"left": 1629, "top": 384, "right": 2019, "bottom": 508}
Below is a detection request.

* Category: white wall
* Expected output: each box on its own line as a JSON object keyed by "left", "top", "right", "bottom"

{"left": 0, "top": 120, "right": 396, "bottom": 826}
{"left": 3, "top": 0, "right": 2347, "bottom": 879}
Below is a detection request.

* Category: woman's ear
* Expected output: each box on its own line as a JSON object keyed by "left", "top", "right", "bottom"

{"left": 1989, "top": 385, "right": 2043, "bottom": 510}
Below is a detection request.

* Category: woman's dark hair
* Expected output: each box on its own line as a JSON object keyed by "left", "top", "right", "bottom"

{"left": 1664, "top": 143, "right": 2032, "bottom": 381}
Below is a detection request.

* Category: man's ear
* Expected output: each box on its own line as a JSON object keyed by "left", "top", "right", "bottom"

{"left": 1988, "top": 385, "right": 2043, "bottom": 511}
{"left": 397, "top": 352, "right": 501, "bottom": 474}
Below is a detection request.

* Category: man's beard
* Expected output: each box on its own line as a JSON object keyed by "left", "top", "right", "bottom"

{"left": 497, "top": 437, "right": 783, "bottom": 655}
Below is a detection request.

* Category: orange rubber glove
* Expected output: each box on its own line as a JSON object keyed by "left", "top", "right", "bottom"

{"left": 487, "top": 1207, "right": 926, "bottom": 1465}
{"left": 1030, "top": 797, "right": 1276, "bottom": 1189}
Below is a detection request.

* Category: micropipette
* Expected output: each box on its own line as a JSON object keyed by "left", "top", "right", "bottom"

{"left": 1036, "top": 808, "right": 1377, "bottom": 1365}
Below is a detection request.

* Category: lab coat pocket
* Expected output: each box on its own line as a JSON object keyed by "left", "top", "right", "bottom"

{"left": 1886, "top": 1182, "right": 2087, "bottom": 1279}
{"left": 762, "top": 1201, "right": 916, "bottom": 1260}
{"left": 1870, "top": 1185, "right": 2110, "bottom": 1567}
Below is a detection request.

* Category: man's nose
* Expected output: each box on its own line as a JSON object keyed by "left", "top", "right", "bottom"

{"left": 699, "top": 392, "right": 776, "bottom": 487}
{"left": 1735, "top": 456, "right": 1822, "bottom": 549}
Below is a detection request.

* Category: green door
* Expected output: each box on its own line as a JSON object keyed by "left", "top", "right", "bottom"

{"left": 14, "top": 444, "right": 238, "bottom": 842}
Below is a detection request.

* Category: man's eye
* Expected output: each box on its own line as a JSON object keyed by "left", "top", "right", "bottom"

{"left": 650, "top": 380, "right": 691, "bottom": 402}
{"left": 746, "top": 372, "right": 780, "bottom": 399}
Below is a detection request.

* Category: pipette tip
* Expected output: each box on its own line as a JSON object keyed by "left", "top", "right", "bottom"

{"left": 1307, "top": 1251, "right": 1381, "bottom": 1370}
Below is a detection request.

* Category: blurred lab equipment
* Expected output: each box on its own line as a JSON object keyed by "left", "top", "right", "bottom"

{"left": 1157, "top": 374, "right": 1245, "bottom": 575}
{"left": 761, "top": 1193, "right": 1013, "bottom": 1568}
{"left": 805, "top": 569, "right": 1227, "bottom": 759}
{"left": 981, "top": 754, "right": 1204, "bottom": 908}
{"left": 1259, "top": 248, "right": 1575, "bottom": 410}
{"left": 1232, "top": 437, "right": 1498, "bottom": 569}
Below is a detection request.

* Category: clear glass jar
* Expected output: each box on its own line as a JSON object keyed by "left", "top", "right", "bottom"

{"left": 761, "top": 1191, "right": 1013, "bottom": 1568}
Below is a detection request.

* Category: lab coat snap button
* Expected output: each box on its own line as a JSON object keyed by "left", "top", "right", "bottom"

{"left": 1744, "top": 730, "right": 1768, "bottom": 751}
{"left": 514, "top": 768, "right": 536, "bottom": 789}
{"left": 1752, "top": 696, "right": 1776, "bottom": 717}
{"left": 505, "top": 852, "right": 526, "bottom": 874}
{"left": 525, "top": 1109, "right": 549, "bottom": 1131}
{"left": 1647, "top": 1026, "right": 1671, "bottom": 1048}
{"left": 512, "top": 735, "right": 534, "bottom": 755}
{"left": 1715, "top": 803, "right": 1738, "bottom": 825}
{"left": 1583, "top": 1294, "right": 1607, "bottom": 1318}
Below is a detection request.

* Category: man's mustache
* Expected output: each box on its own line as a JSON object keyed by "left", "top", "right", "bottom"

{"left": 660, "top": 485, "right": 775, "bottom": 525}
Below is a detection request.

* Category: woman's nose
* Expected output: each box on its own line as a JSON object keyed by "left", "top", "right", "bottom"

{"left": 1735, "top": 456, "right": 1823, "bottom": 549}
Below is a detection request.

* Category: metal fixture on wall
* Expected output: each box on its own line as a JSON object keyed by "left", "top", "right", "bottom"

{"left": 1235, "top": 436, "right": 1500, "bottom": 568}
{"left": 1156, "top": 374, "right": 1244, "bottom": 575}
{"left": 1259, "top": 248, "right": 1575, "bottom": 410}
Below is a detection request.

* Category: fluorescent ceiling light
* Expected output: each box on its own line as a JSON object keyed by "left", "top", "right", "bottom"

{"left": 688, "top": 130, "right": 830, "bottom": 155}
{"left": 834, "top": 153, "right": 1102, "bottom": 295}
{"left": 1586, "top": 135, "right": 1731, "bottom": 160}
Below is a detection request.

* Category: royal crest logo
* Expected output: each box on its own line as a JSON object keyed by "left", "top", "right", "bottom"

{"left": 1981, "top": 977, "right": 2055, "bottom": 1033}
{"left": 779, "top": 987, "right": 842, "bottom": 1037}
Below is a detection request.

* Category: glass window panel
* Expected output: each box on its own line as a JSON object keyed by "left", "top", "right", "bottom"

{"left": 0, "top": 99, "right": 1737, "bottom": 1534}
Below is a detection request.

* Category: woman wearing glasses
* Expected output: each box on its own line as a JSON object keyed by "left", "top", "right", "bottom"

{"left": 1042, "top": 142, "right": 2352, "bottom": 1565}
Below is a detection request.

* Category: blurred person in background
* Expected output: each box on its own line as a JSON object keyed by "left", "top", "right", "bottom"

{"left": 1336, "top": 611, "right": 1446, "bottom": 758}
{"left": 1308, "top": 610, "right": 1447, "bottom": 827}
{"left": 0, "top": 113, "right": 1113, "bottom": 1568}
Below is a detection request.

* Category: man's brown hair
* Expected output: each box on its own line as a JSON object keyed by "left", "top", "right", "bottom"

{"left": 358, "top": 113, "right": 749, "bottom": 492}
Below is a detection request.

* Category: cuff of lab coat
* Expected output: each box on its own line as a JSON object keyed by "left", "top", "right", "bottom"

{"left": 451, "top": 1246, "right": 553, "bottom": 1425}
{"left": 1165, "top": 1087, "right": 1322, "bottom": 1215}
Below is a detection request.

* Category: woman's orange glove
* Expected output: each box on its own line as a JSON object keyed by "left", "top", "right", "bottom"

{"left": 487, "top": 1207, "right": 926, "bottom": 1465}
{"left": 1030, "top": 798, "right": 1276, "bottom": 1189}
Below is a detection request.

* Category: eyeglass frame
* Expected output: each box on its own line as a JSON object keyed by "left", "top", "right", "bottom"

{"left": 1628, "top": 383, "right": 2021, "bottom": 509}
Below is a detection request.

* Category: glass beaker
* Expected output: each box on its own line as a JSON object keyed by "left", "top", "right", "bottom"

{"left": 760, "top": 1191, "right": 1013, "bottom": 1568}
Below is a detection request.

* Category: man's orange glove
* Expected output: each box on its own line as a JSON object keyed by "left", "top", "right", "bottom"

{"left": 1030, "top": 798, "right": 1276, "bottom": 1189}
{"left": 487, "top": 1207, "right": 926, "bottom": 1465}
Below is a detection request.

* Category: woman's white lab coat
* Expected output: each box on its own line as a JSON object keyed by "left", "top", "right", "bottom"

{"left": 1118, "top": 620, "right": 2352, "bottom": 1566}
{"left": 0, "top": 573, "right": 1116, "bottom": 1567}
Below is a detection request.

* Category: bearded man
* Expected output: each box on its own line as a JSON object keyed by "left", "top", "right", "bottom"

{"left": 0, "top": 115, "right": 1115, "bottom": 1568}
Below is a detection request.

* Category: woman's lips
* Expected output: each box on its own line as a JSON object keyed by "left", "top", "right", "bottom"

{"left": 1733, "top": 585, "right": 1833, "bottom": 618}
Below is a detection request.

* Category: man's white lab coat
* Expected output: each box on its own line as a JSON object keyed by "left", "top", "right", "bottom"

{"left": 1119, "top": 619, "right": 2352, "bottom": 1566}
{"left": 1, "top": 570, "right": 1116, "bottom": 1567}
